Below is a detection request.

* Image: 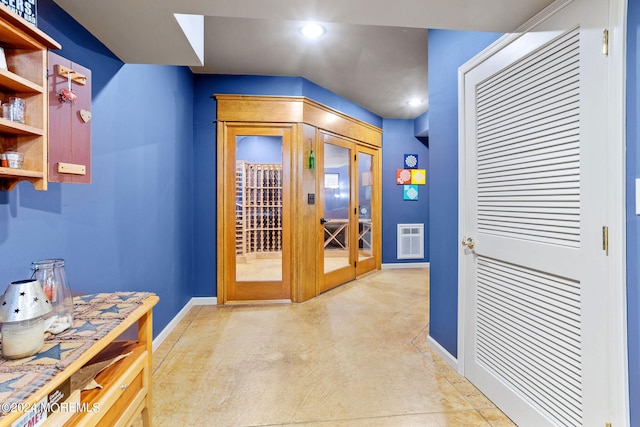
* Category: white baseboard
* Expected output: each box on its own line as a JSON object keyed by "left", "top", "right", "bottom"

{"left": 381, "top": 262, "right": 430, "bottom": 269}
{"left": 191, "top": 297, "right": 218, "bottom": 305}
{"left": 427, "top": 334, "right": 459, "bottom": 372}
{"left": 153, "top": 296, "right": 217, "bottom": 351}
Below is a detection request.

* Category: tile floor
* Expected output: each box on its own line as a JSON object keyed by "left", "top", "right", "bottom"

{"left": 134, "top": 268, "right": 516, "bottom": 426}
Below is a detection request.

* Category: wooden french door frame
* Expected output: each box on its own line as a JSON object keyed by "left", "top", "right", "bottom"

{"left": 217, "top": 122, "right": 294, "bottom": 304}
{"left": 317, "top": 131, "right": 381, "bottom": 293}
{"left": 355, "top": 144, "right": 381, "bottom": 276}
{"left": 318, "top": 131, "right": 357, "bottom": 293}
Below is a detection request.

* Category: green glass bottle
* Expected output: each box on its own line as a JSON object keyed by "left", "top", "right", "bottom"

{"left": 309, "top": 149, "right": 315, "bottom": 170}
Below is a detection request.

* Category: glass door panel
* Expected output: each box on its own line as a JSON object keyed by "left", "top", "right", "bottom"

{"left": 320, "top": 134, "right": 356, "bottom": 293}
{"left": 235, "top": 135, "right": 283, "bottom": 282}
{"left": 223, "top": 126, "right": 291, "bottom": 303}
{"left": 355, "top": 146, "right": 378, "bottom": 276}
{"left": 322, "top": 142, "right": 351, "bottom": 274}
{"left": 357, "top": 152, "right": 373, "bottom": 262}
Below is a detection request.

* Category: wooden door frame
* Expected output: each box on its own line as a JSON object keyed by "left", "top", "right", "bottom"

{"left": 318, "top": 131, "right": 358, "bottom": 293}
{"left": 454, "top": 0, "right": 628, "bottom": 423}
{"left": 217, "top": 121, "right": 295, "bottom": 304}
{"left": 355, "top": 144, "right": 381, "bottom": 276}
{"left": 316, "top": 131, "right": 382, "bottom": 292}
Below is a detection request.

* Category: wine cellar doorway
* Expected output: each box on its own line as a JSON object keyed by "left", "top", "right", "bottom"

{"left": 216, "top": 95, "right": 382, "bottom": 304}
{"left": 222, "top": 124, "right": 292, "bottom": 302}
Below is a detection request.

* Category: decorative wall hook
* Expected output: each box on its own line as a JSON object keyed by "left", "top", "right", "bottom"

{"left": 59, "top": 88, "right": 78, "bottom": 104}
{"left": 56, "top": 64, "right": 84, "bottom": 104}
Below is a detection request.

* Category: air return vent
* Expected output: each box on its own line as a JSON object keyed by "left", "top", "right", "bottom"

{"left": 397, "top": 224, "right": 424, "bottom": 259}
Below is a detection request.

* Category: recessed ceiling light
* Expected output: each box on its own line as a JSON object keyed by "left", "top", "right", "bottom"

{"left": 407, "top": 98, "right": 424, "bottom": 107}
{"left": 300, "top": 22, "right": 326, "bottom": 39}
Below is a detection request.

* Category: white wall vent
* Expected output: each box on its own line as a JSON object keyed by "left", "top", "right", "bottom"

{"left": 397, "top": 224, "right": 424, "bottom": 259}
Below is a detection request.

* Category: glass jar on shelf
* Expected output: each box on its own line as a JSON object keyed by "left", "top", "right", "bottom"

{"left": 9, "top": 96, "right": 24, "bottom": 123}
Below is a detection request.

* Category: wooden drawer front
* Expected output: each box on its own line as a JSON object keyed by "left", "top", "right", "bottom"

{"left": 68, "top": 347, "right": 147, "bottom": 427}
{"left": 95, "top": 370, "right": 144, "bottom": 427}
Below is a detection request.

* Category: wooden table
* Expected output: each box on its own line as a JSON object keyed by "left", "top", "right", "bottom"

{"left": 0, "top": 293, "right": 159, "bottom": 427}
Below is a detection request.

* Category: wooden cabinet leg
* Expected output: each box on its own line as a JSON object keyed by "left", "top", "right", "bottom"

{"left": 138, "top": 310, "right": 154, "bottom": 426}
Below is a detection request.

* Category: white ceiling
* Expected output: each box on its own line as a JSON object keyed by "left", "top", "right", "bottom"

{"left": 53, "top": 0, "right": 554, "bottom": 119}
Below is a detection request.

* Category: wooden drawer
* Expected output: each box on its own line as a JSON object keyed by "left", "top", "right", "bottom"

{"left": 63, "top": 344, "right": 147, "bottom": 427}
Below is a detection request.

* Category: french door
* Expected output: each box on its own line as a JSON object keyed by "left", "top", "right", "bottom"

{"left": 220, "top": 124, "right": 292, "bottom": 303}
{"left": 459, "top": 0, "right": 626, "bottom": 425}
{"left": 319, "top": 132, "right": 379, "bottom": 293}
{"left": 319, "top": 133, "right": 356, "bottom": 293}
{"left": 355, "top": 145, "right": 378, "bottom": 276}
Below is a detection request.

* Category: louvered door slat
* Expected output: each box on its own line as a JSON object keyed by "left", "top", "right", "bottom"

{"left": 478, "top": 209, "right": 578, "bottom": 221}
{"left": 476, "top": 30, "right": 579, "bottom": 111}
{"left": 478, "top": 178, "right": 579, "bottom": 190}
{"left": 477, "top": 170, "right": 579, "bottom": 186}
{"left": 476, "top": 256, "right": 583, "bottom": 426}
{"left": 478, "top": 90, "right": 578, "bottom": 136}
{"left": 478, "top": 151, "right": 579, "bottom": 173}
{"left": 475, "top": 312, "right": 582, "bottom": 388}
{"left": 479, "top": 139, "right": 578, "bottom": 166}
{"left": 478, "top": 67, "right": 579, "bottom": 118}
{"left": 478, "top": 125, "right": 579, "bottom": 158}
{"left": 478, "top": 156, "right": 579, "bottom": 174}
{"left": 477, "top": 110, "right": 579, "bottom": 147}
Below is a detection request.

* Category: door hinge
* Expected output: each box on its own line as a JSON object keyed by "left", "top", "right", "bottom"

{"left": 605, "top": 423, "right": 612, "bottom": 427}
{"left": 354, "top": 154, "right": 357, "bottom": 161}
{"left": 354, "top": 207, "right": 357, "bottom": 215}
{"left": 602, "top": 226, "right": 609, "bottom": 256}
{"left": 603, "top": 29, "right": 609, "bottom": 56}
{"left": 354, "top": 261, "right": 357, "bottom": 268}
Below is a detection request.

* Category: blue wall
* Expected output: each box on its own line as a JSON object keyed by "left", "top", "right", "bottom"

{"left": 0, "top": 0, "right": 195, "bottom": 334}
{"left": 1, "top": 2, "right": 636, "bottom": 423}
{"left": 414, "top": 110, "right": 429, "bottom": 138}
{"left": 381, "top": 119, "right": 429, "bottom": 264}
{"left": 627, "top": 1, "right": 640, "bottom": 425}
{"left": 237, "top": 136, "right": 282, "bottom": 163}
{"left": 427, "top": 29, "right": 502, "bottom": 356}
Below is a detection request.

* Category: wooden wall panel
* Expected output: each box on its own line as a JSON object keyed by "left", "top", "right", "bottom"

{"left": 214, "top": 95, "right": 382, "bottom": 147}
{"left": 302, "top": 99, "right": 382, "bottom": 148}
{"left": 293, "top": 123, "right": 319, "bottom": 302}
{"left": 47, "top": 51, "right": 91, "bottom": 183}
{"left": 216, "top": 95, "right": 304, "bottom": 123}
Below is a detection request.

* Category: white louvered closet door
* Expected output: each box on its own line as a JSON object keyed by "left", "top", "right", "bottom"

{"left": 460, "top": 0, "right": 612, "bottom": 425}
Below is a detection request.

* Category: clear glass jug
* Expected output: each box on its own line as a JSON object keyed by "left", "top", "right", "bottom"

{"left": 31, "top": 259, "right": 74, "bottom": 334}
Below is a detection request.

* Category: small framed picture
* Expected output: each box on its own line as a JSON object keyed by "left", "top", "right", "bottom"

{"left": 324, "top": 173, "right": 339, "bottom": 189}
{"left": 0, "top": 47, "right": 7, "bottom": 70}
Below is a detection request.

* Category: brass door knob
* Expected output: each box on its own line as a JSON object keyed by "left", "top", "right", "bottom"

{"left": 461, "top": 237, "right": 476, "bottom": 250}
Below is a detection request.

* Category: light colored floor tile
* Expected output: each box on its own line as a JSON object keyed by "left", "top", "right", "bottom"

{"left": 479, "top": 408, "right": 518, "bottom": 426}
{"left": 133, "top": 268, "right": 511, "bottom": 426}
{"left": 286, "top": 410, "right": 492, "bottom": 426}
